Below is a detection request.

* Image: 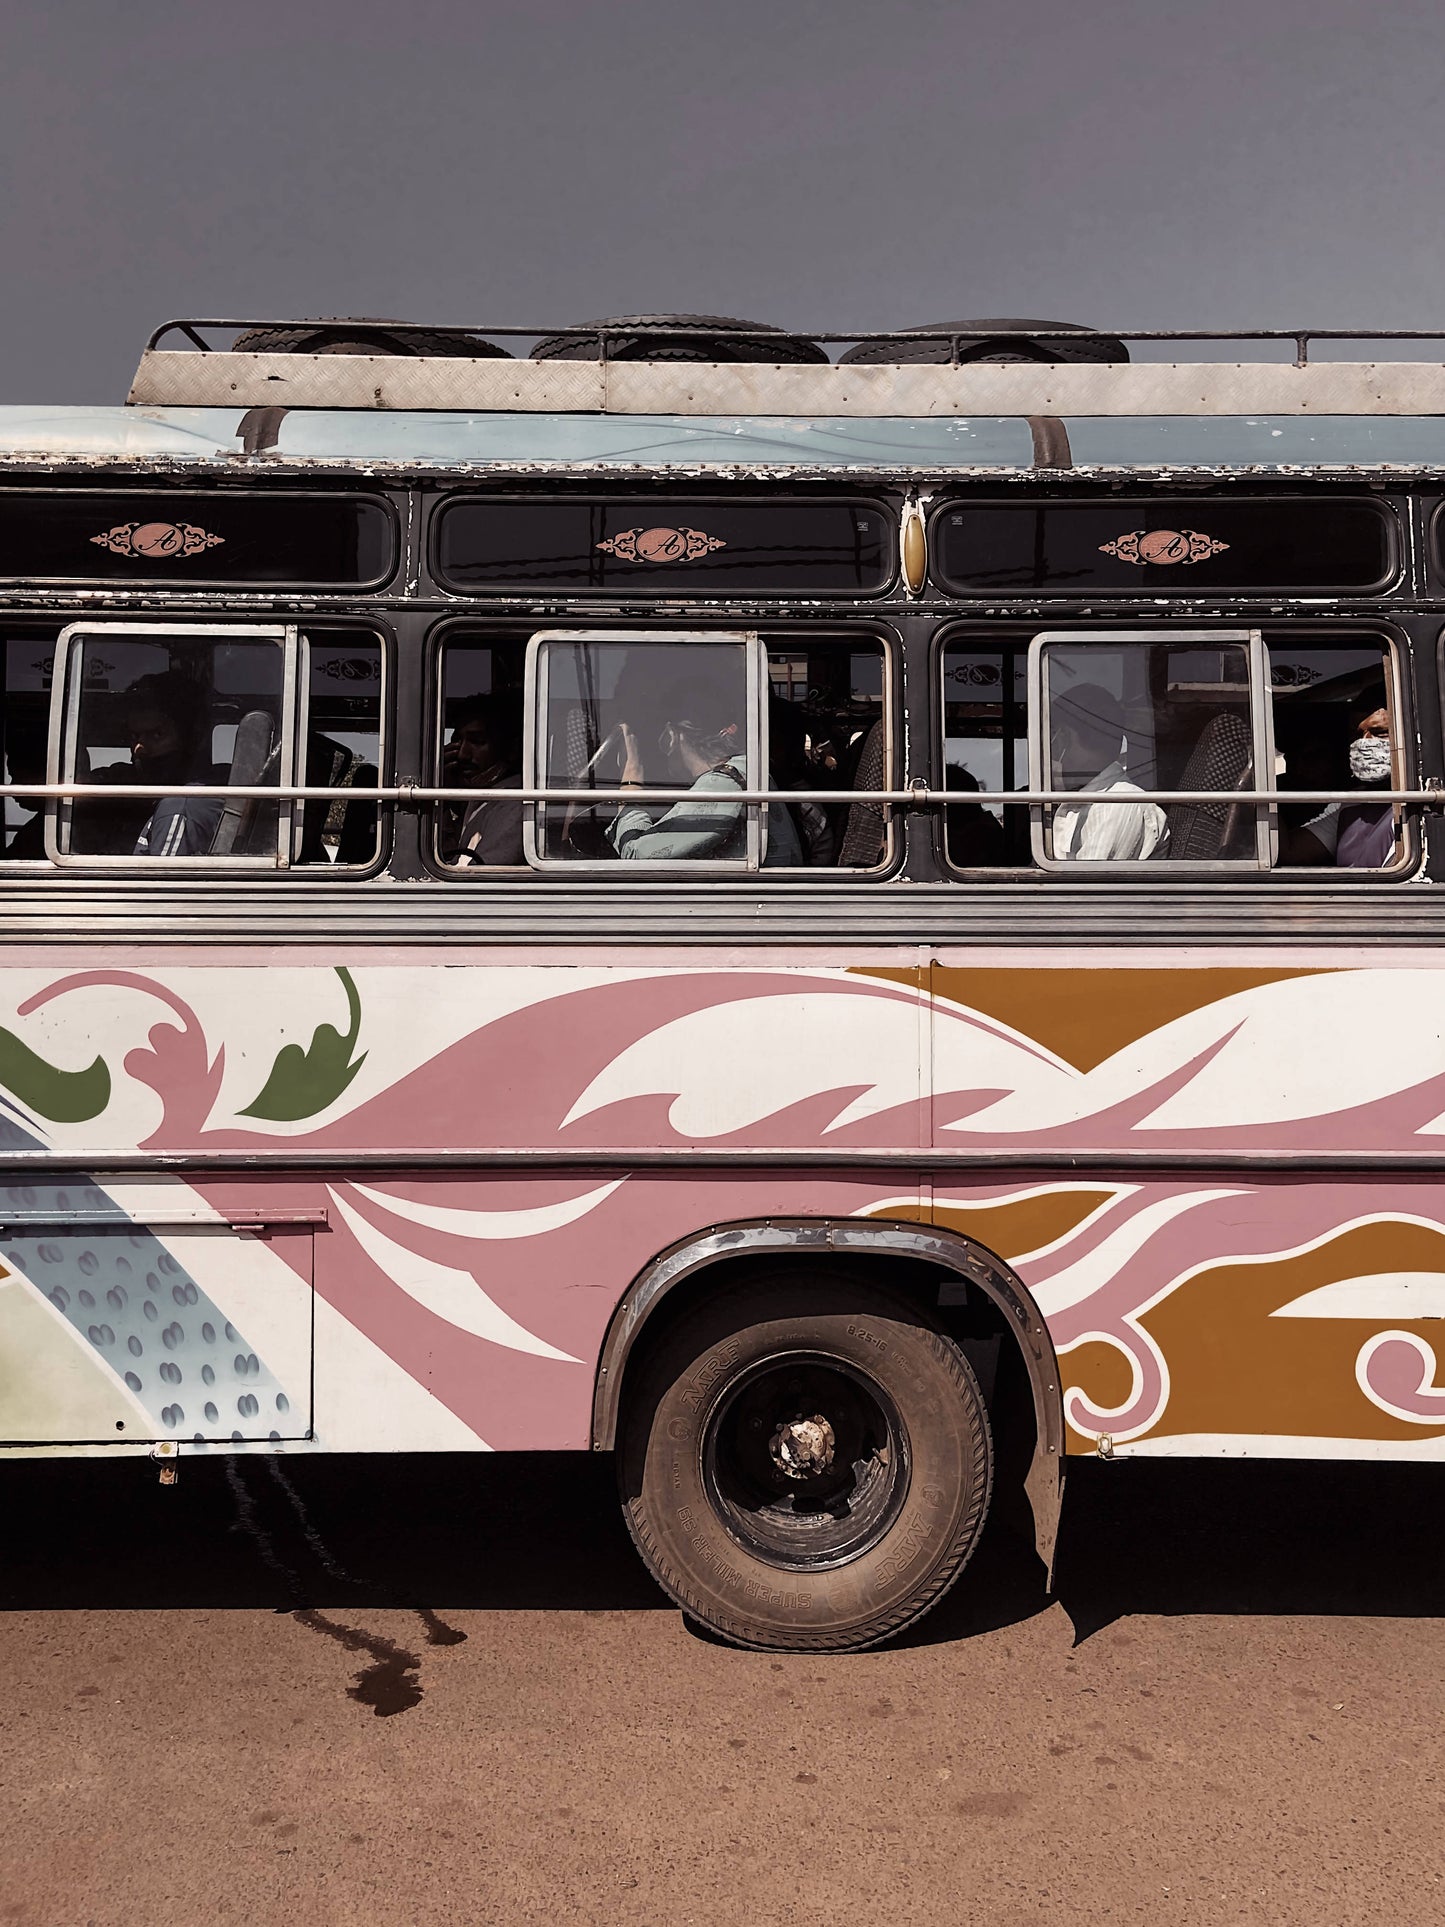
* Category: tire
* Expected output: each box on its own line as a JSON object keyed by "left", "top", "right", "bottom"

{"left": 619, "top": 1271, "right": 993, "bottom": 1652}
{"left": 229, "top": 320, "right": 511, "bottom": 358}
{"left": 839, "top": 317, "right": 1128, "bottom": 365}
{"left": 531, "top": 313, "right": 829, "bottom": 365}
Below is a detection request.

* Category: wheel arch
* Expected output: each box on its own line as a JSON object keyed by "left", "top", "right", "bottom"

{"left": 591, "top": 1217, "right": 1066, "bottom": 1576}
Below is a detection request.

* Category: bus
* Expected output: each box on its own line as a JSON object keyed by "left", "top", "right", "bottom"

{"left": 2, "top": 311, "right": 1443, "bottom": 1652}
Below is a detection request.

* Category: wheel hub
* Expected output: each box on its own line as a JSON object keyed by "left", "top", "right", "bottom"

{"left": 768, "top": 1413, "right": 837, "bottom": 1479}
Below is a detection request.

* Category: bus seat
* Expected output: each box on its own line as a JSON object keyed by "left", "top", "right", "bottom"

{"left": 558, "top": 702, "right": 613, "bottom": 858}
{"left": 1161, "top": 709, "right": 1255, "bottom": 861}
{"left": 209, "top": 709, "right": 276, "bottom": 856}
{"left": 838, "top": 718, "right": 887, "bottom": 867}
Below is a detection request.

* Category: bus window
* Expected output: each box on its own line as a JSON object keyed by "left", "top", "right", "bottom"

{"left": 56, "top": 626, "right": 288, "bottom": 863}
{"left": 1271, "top": 637, "right": 1403, "bottom": 870}
{"left": 528, "top": 632, "right": 761, "bottom": 868}
{"left": 1031, "top": 633, "right": 1263, "bottom": 867}
{"left": 941, "top": 642, "right": 1029, "bottom": 868}
{"left": 434, "top": 641, "right": 527, "bottom": 868}
{"left": 295, "top": 631, "right": 385, "bottom": 867}
{"left": 0, "top": 632, "right": 58, "bottom": 861}
{"left": 765, "top": 638, "right": 890, "bottom": 869}
{"left": 436, "top": 631, "right": 891, "bottom": 874}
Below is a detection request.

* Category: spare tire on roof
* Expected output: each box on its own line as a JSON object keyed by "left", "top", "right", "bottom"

{"left": 840, "top": 318, "right": 1128, "bottom": 365}
{"left": 531, "top": 313, "right": 829, "bottom": 364}
{"left": 229, "top": 319, "right": 511, "bottom": 358}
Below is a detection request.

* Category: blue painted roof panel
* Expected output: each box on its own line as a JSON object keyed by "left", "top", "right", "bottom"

{"left": 0, "top": 406, "right": 1441, "bottom": 471}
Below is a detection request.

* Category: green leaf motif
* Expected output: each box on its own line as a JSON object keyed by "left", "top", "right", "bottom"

{"left": 240, "top": 968, "right": 366, "bottom": 1122}
{"left": 0, "top": 1029, "right": 110, "bottom": 1122}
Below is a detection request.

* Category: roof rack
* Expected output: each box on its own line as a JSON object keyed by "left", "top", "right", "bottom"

{"left": 129, "top": 321, "right": 1445, "bottom": 418}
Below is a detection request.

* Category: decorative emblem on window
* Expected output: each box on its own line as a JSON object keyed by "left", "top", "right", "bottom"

{"left": 595, "top": 525, "right": 727, "bottom": 564}
{"left": 1099, "top": 529, "right": 1229, "bottom": 566}
{"left": 90, "top": 520, "right": 225, "bottom": 560}
{"left": 316, "top": 655, "right": 380, "bottom": 682}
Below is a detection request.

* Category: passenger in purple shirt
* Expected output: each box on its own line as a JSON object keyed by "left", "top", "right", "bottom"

{"left": 1289, "top": 702, "right": 1398, "bottom": 869}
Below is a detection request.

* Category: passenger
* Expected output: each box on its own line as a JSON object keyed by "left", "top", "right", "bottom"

{"left": 82, "top": 671, "right": 223, "bottom": 858}
{"left": 1049, "top": 683, "right": 1167, "bottom": 861}
{"left": 2, "top": 717, "right": 48, "bottom": 860}
{"left": 1287, "top": 697, "right": 1398, "bottom": 868}
{"left": 441, "top": 693, "right": 524, "bottom": 866}
{"left": 768, "top": 694, "right": 835, "bottom": 865}
{"left": 945, "top": 764, "right": 1008, "bottom": 866}
{"left": 610, "top": 700, "right": 803, "bottom": 864}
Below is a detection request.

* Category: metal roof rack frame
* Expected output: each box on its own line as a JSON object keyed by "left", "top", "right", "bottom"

{"left": 129, "top": 321, "right": 1445, "bottom": 419}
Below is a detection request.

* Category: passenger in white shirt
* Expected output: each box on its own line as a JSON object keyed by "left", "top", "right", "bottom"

{"left": 1049, "top": 682, "right": 1167, "bottom": 862}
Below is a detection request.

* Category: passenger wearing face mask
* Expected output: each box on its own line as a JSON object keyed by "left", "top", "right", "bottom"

{"left": 608, "top": 699, "right": 803, "bottom": 864}
{"left": 1290, "top": 698, "right": 1399, "bottom": 868}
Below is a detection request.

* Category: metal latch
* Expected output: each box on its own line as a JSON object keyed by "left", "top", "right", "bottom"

{"left": 151, "top": 1439, "right": 179, "bottom": 1486}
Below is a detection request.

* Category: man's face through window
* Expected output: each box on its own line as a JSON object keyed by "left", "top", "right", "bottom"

{"left": 450, "top": 716, "right": 496, "bottom": 780}
{"left": 125, "top": 704, "right": 190, "bottom": 780}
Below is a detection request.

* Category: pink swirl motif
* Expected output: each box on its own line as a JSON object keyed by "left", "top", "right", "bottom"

{"left": 1356, "top": 1331, "right": 1445, "bottom": 1423}
{"left": 19, "top": 971, "right": 223, "bottom": 1144}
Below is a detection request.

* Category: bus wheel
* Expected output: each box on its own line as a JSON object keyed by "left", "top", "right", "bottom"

{"left": 618, "top": 1273, "right": 993, "bottom": 1652}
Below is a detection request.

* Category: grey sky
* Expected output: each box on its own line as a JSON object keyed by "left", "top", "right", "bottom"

{"left": 3, "top": 0, "right": 1445, "bottom": 402}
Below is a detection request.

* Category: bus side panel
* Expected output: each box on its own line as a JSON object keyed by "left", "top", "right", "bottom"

{"left": 4, "top": 954, "right": 1445, "bottom": 1461}
{"left": 929, "top": 951, "right": 1445, "bottom": 1459}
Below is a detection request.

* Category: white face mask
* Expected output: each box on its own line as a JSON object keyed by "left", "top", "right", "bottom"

{"left": 1349, "top": 735, "right": 1391, "bottom": 784}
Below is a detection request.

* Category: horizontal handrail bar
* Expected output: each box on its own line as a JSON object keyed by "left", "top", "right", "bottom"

{"left": 0, "top": 783, "right": 1435, "bottom": 807}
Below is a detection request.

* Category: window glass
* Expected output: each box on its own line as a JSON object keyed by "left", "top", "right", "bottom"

{"left": 941, "top": 643, "right": 1029, "bottom": 866}
{"left": 297, "top": 632, "right": 384, "bottom": 866}
{"left": 1271, "top": 638, "right": 1400, "bottom": 870}
{"left": 435, "top": 498, "right": 891, "bottom": 595}
{"left": 947, "top": 629, "right": 1406, "bottom": 877}
{"left": 0, "top": 493, "right": 393, "bottom": 586}
{"left": 1036, "top": 638, "right": 1257, "bottom": 864}
{"left": 1, "top": 631, "right": 60, "bottom": 859}
{"left": 59, "top": 630, "right": 286, "bottom": 861}
{"left": 435, "top": 643, "right": 527, "bottom": 868}
{"left": 534, "top": 635, "right": 758, "bottom": 867}
{"left": 765, "top": 641, "right": 889, "bottom": 867}
{"left": 935, "top": 499, "right": 1393, "bottom": 594}
{"left": 434, "top": 631, "right": 891, "bottom": 872}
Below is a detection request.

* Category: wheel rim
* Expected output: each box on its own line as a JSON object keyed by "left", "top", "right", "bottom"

{"left": 699, "top": 1350, "right": 910, "bottom": 1571}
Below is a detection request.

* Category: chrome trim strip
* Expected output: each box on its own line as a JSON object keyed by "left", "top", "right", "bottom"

{"left": 0, "top": 1148, "right": 1441, "bottom": 1171}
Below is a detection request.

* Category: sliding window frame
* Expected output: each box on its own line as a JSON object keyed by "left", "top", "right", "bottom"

{"left": 45, "top": 620, "right": 298, "bottom": 871}
{"left": 290, "top": 623, "right": 390, "bottom": 871}
{"left": 522, "top": 627, "right": 765, "bottom": 875}
{"left": 1026, "top": 626, "right": 1276, "bottom": 876}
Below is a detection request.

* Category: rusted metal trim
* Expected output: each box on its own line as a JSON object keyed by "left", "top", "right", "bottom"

{"left": 1028, "top": 416, "right": 1073, "bottom": 468}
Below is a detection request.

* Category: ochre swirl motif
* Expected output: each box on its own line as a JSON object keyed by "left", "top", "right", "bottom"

{"left": 90, "top": 521, "right": 225, "bottom": 560}
{"left": 596, "top": 526, "right": 727, "bottom": 563}
{"left": 1065, "top": 1213, "right": 1445, "bottom": 1448}
{"left": 1099, "top": 529, "right": 1229, "bottom": 565}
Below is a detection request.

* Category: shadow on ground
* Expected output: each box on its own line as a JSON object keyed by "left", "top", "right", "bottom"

{"left": 1, "top": 1453, "right": 1442, "bottom": 1644}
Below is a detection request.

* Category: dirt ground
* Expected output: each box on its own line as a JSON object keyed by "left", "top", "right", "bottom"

{"left": 1, "top": 1450, "right": 1442, "bottom": 1926}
